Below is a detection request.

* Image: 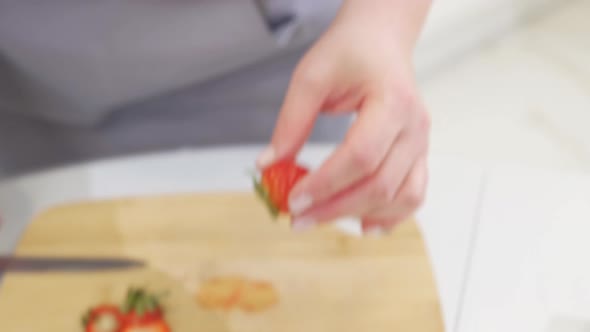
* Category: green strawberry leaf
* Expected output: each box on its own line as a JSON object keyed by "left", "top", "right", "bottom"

{"left": 81, "top": 309, "right": 91, "bottom": 327}
{"left": 252, "top": 175, "right": 279, "bottom": 219}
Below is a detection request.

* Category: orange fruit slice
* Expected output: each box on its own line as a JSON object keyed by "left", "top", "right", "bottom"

{"left": 196, "top": 276, "right": 244, "bottom": 310}
{"left": 237, "top": 280, "right": 279, "bottom": 312}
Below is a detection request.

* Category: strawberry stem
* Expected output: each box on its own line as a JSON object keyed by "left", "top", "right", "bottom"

{"left": 123, "top": 287, "right": 165, "bottom": 315}
{"left": 82, "top": 309, "right": 91, "bottom": 327}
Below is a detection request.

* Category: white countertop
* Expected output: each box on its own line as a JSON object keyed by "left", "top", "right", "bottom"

{"left": 3, "top": 145, "right": 590, "bottom": 331}
{"left": 459, "top": 166, "right": 590, "bottom": 332}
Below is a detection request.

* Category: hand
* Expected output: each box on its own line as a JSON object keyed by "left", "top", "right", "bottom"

{"left": 257, "top": 0, "right": 432, "bottom": 234}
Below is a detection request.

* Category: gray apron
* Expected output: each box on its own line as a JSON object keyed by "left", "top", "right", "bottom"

{"left": 0, "top": 0, "right": 349, "bottom": 175}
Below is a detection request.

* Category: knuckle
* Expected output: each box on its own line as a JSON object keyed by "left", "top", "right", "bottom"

{"left": 293, "top": 65, "right": 326, "bottom": 91}
{"left": 393, "top": 87, "right": 420, "bottom": 113}
{"left": 348, "top": 142, "right": 381, "bottom": 174}
{"left": 416, "top": 107, "right": 431, "bottom": 132}
{"left": 378, "top": 87, "right": 422, "bottom": 121}
{"left": 369, "top": 175, "right": 397, "bottom": 203}
{"left": 413, "top": 109, "right": 432, "bottom": 151}
{"left": 400, "top": 186, "right": 425, "bottom": 208}
{"left": 389, "top": 88, "right": 429, "bottom": 122}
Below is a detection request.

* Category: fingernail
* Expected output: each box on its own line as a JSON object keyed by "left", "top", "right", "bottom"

{"left": 289, "top": 194, "right": 313, "bottom": 215}
{"left": 256, "top": 146, "right": 276, "bottom": 168}
{"left": 292, "top": 217, "right": 316, "bottom": 232}
{"left": 364, "top": 227, "right": 386, "bottom": 237}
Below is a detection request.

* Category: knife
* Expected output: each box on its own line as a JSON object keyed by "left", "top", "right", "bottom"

{"left": 0, "top": 255, "right": 145, "bottom": 273}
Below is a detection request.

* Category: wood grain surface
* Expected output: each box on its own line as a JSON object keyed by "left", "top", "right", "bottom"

{"left": 0, "top": 193, "right": 443, "bottom": 331}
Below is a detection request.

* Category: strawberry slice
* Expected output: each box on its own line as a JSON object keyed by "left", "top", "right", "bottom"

{"left": 82, "top": 305, "right": 125, "bottom": 332}
{"left": 253, "top": 159, "right": 309, "bottom": 218}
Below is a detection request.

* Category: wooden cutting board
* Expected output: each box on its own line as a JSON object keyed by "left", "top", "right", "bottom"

{"left": 0, "top": 193, "right": 443, "bottom": 331}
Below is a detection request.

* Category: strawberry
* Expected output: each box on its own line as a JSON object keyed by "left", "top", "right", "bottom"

{"left": 123, "top": 320, "right": 170, "bottom": 332}
{"left": 120, "top": 288, "right": 170, "bottom": 332}
{"left": 253, "top": 159, "right": 309, "bottom": 218}
{"left": 82, "top": 305, "right": 125, "bottom": 332}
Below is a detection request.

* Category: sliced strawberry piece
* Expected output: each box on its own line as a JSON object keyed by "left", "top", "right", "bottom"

{"left": 82, "top": 305, "right": 125, "bottom": 332}
{"left": 253, "top": 159, "right": 309, "bottom": 218}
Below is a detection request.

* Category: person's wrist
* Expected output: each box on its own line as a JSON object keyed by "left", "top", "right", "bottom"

{"left": 339, "top": 0, "right": 431, "bottom": 50}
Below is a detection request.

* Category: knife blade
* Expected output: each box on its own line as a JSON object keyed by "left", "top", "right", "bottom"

{"left": 0, "top": 256, "right": 145, "bottom": 273}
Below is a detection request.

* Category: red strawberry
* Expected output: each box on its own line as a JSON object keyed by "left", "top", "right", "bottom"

{"left": 122, "top": 320, "right": 170, "bottom": 332}
{"left": 120, "top": 288, "right": 170, "bottom": 332}
{"left": 82, "top": 305, "right": 125, "bottom": 332}
{"left": 253, "top": 159, "right": 309, "bottom": 217}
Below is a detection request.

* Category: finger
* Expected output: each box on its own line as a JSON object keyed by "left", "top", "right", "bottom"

{"left": 292, "top": 129, "right": 424, "bottom": 226}
{"left": 257, "top": 68, "right": 327, "bottom": 168}
{"left": 361, "top": 217, "right": 405, "bottom": 235}
{"left": 289, "top": 95, "right": 406, "bottom": 214}
{"left": 321, "top": 87, "right": 363, "bottom": 112}
{"left": 361, "top": 155, "right": 428, "bottom": 234}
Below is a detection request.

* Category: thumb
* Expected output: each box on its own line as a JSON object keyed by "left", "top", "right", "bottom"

{"left": 257, "top": 72, "right": 326, "bottom": 168}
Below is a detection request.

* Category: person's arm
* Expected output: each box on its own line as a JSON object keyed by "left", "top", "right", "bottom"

{"left": 258, "top": 0, "right": 433, "bottom": 234}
